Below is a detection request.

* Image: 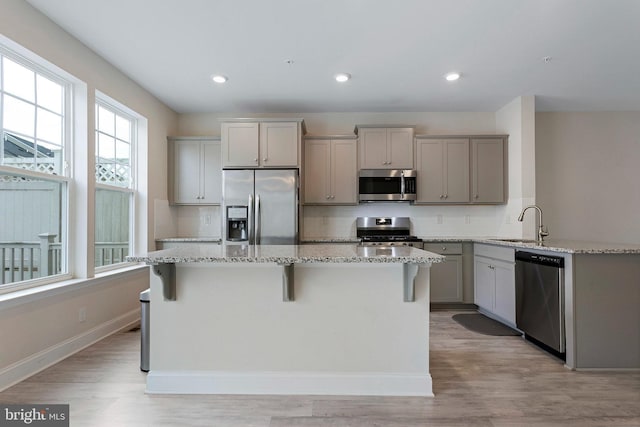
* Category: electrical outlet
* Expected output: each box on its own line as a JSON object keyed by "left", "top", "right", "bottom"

{"left": 78, "top": 307, "right": 86, "bottom": 323}
{"left": 465, "top": 215, "right": 471, "bottom": 224}
{"left": 436, "top": 214, "right": 443, "bottom": 225}
{"left": 204, "top": 215, "right": 211, "bottom": 225}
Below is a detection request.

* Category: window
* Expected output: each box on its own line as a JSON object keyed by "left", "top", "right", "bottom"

{"left": 94, "top": 99, "right": 135, "bottom": 269}
{"left": 1, "top": 56, "right": 65, "bottom": 175}
{"left": 0, "top": 51, "right": 69, "bottom": 289}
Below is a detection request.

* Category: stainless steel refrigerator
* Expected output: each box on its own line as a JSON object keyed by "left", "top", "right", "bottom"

{"left": 222, "top": 169, "right": 299, "bottom": 245}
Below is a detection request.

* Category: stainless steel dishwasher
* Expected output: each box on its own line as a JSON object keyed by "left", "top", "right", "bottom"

{"left": 515, "top": 251, "right": 565, "bottom": 356}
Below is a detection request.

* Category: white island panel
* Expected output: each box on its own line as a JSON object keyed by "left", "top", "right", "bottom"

{"left": 147, "top": 262, "right": 432, "bottom": 396}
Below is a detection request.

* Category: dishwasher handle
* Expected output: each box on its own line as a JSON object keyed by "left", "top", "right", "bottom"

{"left": 515, "top": 251, "right": 564, "bottom": 268}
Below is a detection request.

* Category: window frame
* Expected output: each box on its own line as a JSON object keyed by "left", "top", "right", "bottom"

{"left": 0, "top": 47, "right": 71, "bottom": 178}
{"left": 93, "top": 94, "right": 138, "bottom": 273}
{"left": 0, "top": 47, "right": 73, "bottom": 294}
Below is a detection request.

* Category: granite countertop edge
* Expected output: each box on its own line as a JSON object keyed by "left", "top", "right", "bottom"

{"left": 127, "top": 256, "right": 441, "bottom": 264}
{"left": 156, "top": 237, "right": 222, "bottom": 243}
{"left": 153, "top": 237, "right": 640, "bottom": 254}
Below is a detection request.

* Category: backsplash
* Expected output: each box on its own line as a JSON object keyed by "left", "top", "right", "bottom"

{"left": 154, "top": 200, "right": 221, "bottom": 239}
{"left": 302, "top": 201, "right": 530, "bottom": 239}
{"left": 155, "top": 199, "right": 532, "bottom": 240}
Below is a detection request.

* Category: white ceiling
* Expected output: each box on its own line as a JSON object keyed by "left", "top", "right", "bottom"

{"left": 25, "top": 0, "right": 640, "bottom": 114}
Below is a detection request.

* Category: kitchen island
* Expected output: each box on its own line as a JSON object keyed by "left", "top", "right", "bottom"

{"left": 128, "top": 244, "right": 444, "bottom": 396}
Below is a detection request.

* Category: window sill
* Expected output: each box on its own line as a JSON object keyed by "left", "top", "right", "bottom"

{"left": 0, "top": 264, "right": 148, "bottom": 310}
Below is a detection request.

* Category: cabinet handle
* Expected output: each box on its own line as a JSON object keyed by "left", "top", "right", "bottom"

{"left": 474, "top": 194, "right": 479, "bottom": 199}
{"left": 331, "top": 195, "right": 335, "bottom": 199}
{"left": 254, "top": 158, "right": 258, "bottom": 163}
{"left": 442, "top": 247, "right": 447, "bottom": 251}
{"left": 439, "top": 195, "right": 444, "bottom": 199}
{"left": 326, "top": 195, "right": 331, "bottom": 199}
{"left": 444, "top": 194, "right": 448, "bottom": 199}
{"left": 263, "top": 158, "right": 268, "bottom": 162}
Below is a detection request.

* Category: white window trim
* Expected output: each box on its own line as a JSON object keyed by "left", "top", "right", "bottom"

{"left": 0, "top": 46, "right": 71, "bottom": 177}
{"left": 0, "top": 33, "right": 81, "bottom": 292}
{"left": 93, "top": 91, "right": 141, "bottom": 273}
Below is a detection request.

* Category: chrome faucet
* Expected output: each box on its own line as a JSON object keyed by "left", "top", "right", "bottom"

{"left": 518, "top": 205, "right": 549, "bottom": 242}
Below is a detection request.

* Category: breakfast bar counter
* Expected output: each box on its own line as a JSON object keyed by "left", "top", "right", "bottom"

{"left": 128, "top": 244, "right": 444, "bottom": 396}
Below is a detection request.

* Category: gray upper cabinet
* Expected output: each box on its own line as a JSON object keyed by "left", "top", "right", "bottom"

{"left": 415, "top": 137, "right": 469, "bottom": 203}
{"left": 471, "top": 137, "right": 507, "bottom": 204}
{"left": 415, "top": 135, "right": 507, "bottom": 205}
{"left": 168, "top": 137, "right": 221, "bottom": 205}
{"left": 220, "top": 119, "right": 305, "bottom": 168}
{"left": 303, "top": 136, "right": 357, "bottom": 205}
{"left": 356, "top": 125, "right": 414, "bottom": 169}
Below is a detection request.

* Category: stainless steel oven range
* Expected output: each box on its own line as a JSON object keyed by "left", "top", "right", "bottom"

{"left": 356, "top": 217, "right": 423, "bottom": 249}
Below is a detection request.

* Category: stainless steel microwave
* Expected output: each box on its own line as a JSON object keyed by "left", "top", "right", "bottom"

{"left": 358, "top": 169, "right": 417, "bottom": 202}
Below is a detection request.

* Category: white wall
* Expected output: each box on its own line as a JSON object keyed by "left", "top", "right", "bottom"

{"left": 536, "top": 112, "right": 640, "bottom": 244}
{"left": 0, "top": 0, "right": 178, "bottom": 390}
{"left": 495, "top": 96, "right": 537, "bottom": 239}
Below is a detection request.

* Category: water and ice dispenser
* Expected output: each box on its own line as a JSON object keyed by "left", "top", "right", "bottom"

{"left": 226, "top": 206, "right": 248, "bottom": 241}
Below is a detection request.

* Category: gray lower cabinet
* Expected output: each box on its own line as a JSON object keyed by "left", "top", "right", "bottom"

{"left": 424, "top": 243, "right": 463, "bottom": 302}
{"left": 156, "top": 241, "right": 221, "bottom": 250}
{"left": 473, "top": 243, "right": 516, "bottom": 326}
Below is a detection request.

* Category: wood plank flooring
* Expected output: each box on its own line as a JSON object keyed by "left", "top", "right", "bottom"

{"left": 1, "top": 311, "right": 638, "bottom": 426}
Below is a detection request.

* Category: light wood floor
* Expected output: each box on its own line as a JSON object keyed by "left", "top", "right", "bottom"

{"left": 1, "top": 311, "right": 638, "bottom": 426}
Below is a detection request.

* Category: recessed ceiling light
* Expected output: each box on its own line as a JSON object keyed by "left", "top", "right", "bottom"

{"left": 335, "top": 73, "right": 351, "bottom": 83}
{"left": 445, "top": 72, "right": 461, "bottom": 82}
{"left": 211, "top": 75, "right": 228, "bottom": 83}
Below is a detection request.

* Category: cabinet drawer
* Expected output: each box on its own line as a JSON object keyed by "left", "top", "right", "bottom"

{"left": 423, "top": 242, "right": 462, "bottom": 255}
{"left": 474, "top": 243, "right": 514, "bottom": 262}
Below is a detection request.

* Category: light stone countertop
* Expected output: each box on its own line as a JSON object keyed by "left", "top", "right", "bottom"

{"left": 153, "top": 237, "right": 640, "bottom": 254}
{"left": 474, "top": 238, "right": 640, "bottom": 254}
{"left": 127, "top": 244, "right": 445, "bottom": 264}
{"left": 301, "top": 238, "right": 361, "bottom": 244}
{"left": 155, "top": 237, "right": 221, "bottom": 243}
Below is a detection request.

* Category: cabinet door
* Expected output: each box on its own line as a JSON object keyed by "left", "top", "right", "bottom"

{"left": 201, "top": 140, "right": 222, "bottom": 204}
{"left": 359, "top": 128, "right": 388, "bottom": 169}
{"left": 474, "top": 257, "right": 494, "bottom": 311}
{"left": 444, "top": 139, "right": 470, "bottom": 202}
{"left": 221, "top": 122, "right": 259, "bottom": 167}
{"left": 387, "top": 128, "right": 414, "bottom": 169}
{"left": 331, "top": 139, "right": 357, "bottom": 204}
{"left": 260, "top": 122, "right": 298, "bottom": 167}
{"left": 472, "top": 138, "right": 505, "bottom": 203}
{"left": 303, "top": 140, "right": 331, "bottom": 204}
{"left": 493, "top": 260, "right": 516, "bottom": 324}
{"left": 430, "top": 255, "right": 463, "bottom": 302}
{"left": 415, "top": 139, "right": 444, "bottom": 202}
{"left": 173, "top": 140, "right": 201, "bottom": 204}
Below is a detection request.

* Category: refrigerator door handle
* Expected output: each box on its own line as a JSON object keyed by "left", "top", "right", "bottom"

{"left": 255, "top": 194, "right": 261, "bottom": 245}
{"left": 248, "top": 194, "right": 254, "bottom": 244}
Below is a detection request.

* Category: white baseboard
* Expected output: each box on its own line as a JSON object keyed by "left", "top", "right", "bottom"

{"left": 146, "top": 371, "right": 434, "bottom": 397}
{"left": 0, "top": 309, "right": 140, "bottom": 392}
